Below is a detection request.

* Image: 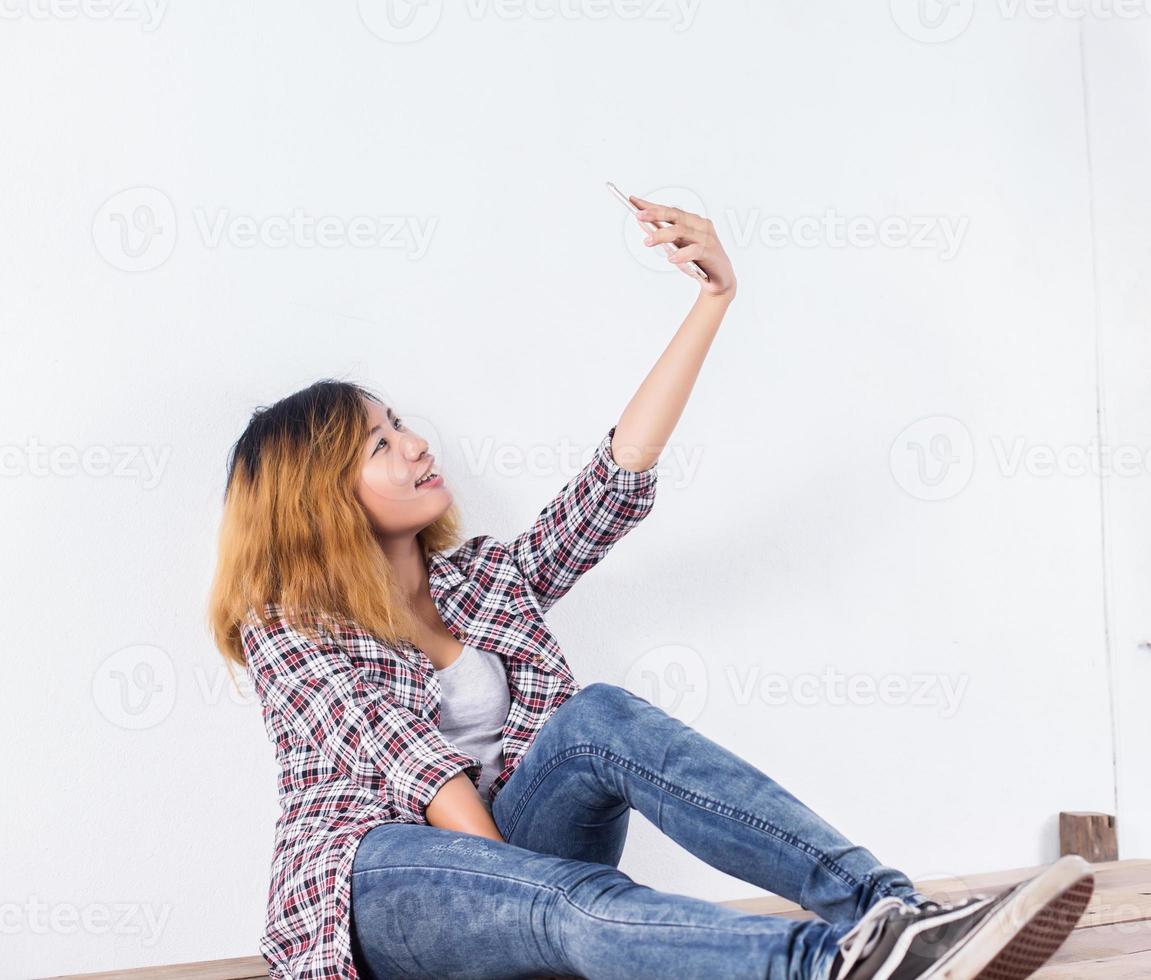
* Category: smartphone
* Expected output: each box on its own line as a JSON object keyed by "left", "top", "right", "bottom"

{"left": 605, "top": 181, "right": 709, "bottom": 283}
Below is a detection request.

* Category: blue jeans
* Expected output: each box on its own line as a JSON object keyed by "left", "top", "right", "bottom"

{"left": 350, "top": 682, "right": 928, "bottom": 979}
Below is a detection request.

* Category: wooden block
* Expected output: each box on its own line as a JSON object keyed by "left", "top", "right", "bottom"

{"left": 1061, "top": 811, "right": 1119, "bottom": 863}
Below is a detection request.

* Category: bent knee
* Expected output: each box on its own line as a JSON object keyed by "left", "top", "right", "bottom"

{"left": 574, "top": 681, "right": 646, "bottom": 724}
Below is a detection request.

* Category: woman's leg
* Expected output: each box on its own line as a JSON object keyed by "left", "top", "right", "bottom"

{"left": 492, "top": 682, "right": 931, "bottom": 926}
{"left": 349, "top": 821, "right": 848, "bottom": 980}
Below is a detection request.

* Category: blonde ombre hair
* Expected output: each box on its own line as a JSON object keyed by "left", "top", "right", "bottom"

{"left": 207, "top": 378, "right": 464, "bottom": 677}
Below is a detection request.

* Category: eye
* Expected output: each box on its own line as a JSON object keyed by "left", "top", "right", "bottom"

{"left": 373, "top": 418, "right": 405, "bottom": 454}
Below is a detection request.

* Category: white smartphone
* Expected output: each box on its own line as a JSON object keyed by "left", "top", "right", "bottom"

{"left": 605, "top": 181, "right": 709, "bottom": 283}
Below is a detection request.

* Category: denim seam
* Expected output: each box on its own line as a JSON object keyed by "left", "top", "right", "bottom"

{"left": 351, "top": 865, "right": 816, "bottom": 936}
{"left": 864, "top": 872, "right": 922, "bottom": 903}
{"left": 502, "top": 743, "right": 866, "bottom": 895}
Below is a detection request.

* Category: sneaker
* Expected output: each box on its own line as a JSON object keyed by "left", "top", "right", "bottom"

{"left": 919, "top": 854, "right": 1095, "bottom": 979}
{"left": 831, "top": 893, "right": 998, "bottom": 980}
{"left": 831, "top": 854, "right": 1095, "bottom": 980}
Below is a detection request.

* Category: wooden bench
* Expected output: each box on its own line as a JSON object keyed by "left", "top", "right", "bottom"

{"left": 43, "top": 858, "right": 1151, "bottom": 979}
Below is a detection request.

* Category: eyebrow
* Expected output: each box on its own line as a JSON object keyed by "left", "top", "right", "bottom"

{"left": 367, "top": 406, "right": 396, "bottom": 439}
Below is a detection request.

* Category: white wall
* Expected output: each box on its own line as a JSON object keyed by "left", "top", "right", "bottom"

{"left": 1, "top": 2, "right": 1146, "bottom": 975}
{"left": 1084, "top": 17, "right": 1151, "bottom": 861}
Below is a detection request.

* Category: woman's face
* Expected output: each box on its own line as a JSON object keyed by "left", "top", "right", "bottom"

{"left": 356, "top": 399, "right": 452, "bottom": 538}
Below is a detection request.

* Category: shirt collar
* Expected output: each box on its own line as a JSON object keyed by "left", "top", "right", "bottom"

{"left": 426, "top": 547, "right": 468, "bottom": 595}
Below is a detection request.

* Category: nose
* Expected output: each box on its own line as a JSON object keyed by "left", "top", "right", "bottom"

{"left": 404, "top": 435, "right": 429, "bottom": 462}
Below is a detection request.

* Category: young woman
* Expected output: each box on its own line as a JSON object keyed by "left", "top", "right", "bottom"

{"left": 209, "top": 197, "right": 1094, "bottom": 980}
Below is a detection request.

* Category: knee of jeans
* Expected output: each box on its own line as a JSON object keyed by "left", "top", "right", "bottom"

{"left": 574, "top": 682, "right": 642, "bottom": 728}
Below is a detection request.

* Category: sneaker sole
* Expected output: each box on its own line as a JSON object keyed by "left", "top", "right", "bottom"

{"left": 922, "top": 854, "right": 1095, "bottom": 980}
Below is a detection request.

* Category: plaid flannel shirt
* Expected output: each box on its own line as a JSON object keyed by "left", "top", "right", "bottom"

{"left": 242, "top": 424, "right": 659, "bottom": 980}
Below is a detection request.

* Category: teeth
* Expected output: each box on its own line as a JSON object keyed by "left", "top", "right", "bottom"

{"left": 416, "top": 471, "right": 437, "bottom": 487}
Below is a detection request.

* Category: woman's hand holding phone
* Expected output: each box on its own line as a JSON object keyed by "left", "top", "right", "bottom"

{"left": 606, "top": 182, "right": 737, "bottom": 299}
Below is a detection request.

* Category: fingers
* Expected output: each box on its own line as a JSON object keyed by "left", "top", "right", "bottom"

{"left": 629, "top": 194, "right": 692, "bottom": 222}
{"left": 667, "top": 243, "right": 704, "bottom": 265}
{"left": 635, "top": 203, "right": 690, "bottom": 226}
{"left": 630, "top": 198, "right": 710, "bottom": 241}
{"left": 641, "top": 223, "right": 691, "bottom": 247}
{"left": 639, "top": 214, "right": 716, "bottom": 248}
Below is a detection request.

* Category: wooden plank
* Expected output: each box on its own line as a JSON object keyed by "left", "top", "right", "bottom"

{"left": 1048, "top": 920, "right": 1151, "bottom": 963}
{"left": 721, "top": 858, "right": 1151, "bottom": 917}
{"left": 38, "top": 956, "right": 268, "bottom": 979}
{"left": 41, "top": 859, "right": 1151, "bottom": 979}
{"left": 1078, "top": 885, "right": 1151, "bottom": 929}
{"left": 720, "top": 859, "right": 1151, "bottom": 976}
{"left": 1034, "top": 949, "right": 1151, "bottom": 979}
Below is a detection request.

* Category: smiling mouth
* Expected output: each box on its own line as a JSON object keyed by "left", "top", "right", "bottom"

{"left": 414, "top": 470, "right": 439, "bottom": 488}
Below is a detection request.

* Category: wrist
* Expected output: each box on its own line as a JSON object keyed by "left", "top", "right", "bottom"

{"left": 699, "top": 283, "right": 737, "bottom": 305}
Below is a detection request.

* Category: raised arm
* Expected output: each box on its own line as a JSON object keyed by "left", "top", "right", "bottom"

{"left": 507, "top": 195, "right": 737, "bottom": 611}
{"left": 505, "top": 424, "right": 660, "bottom": 614}
{"left": 609, "top": 194, "right": 737, "bottom": 474}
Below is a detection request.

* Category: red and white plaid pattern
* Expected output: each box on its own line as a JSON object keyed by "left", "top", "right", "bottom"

{"left": 242, "top": 424, "right": 658, "bottom": 979}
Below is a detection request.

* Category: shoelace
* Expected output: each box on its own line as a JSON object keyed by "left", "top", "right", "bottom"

{"left": 833, "top": 896, "right": 914, "bottom": 978}
{"left": 918, "top": 895, "right": 987, "bottom": 914}
{"left": 833, "top": 893, "right": 996, "bottom": 978}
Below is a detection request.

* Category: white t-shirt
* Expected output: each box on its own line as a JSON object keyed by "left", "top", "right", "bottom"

{"left": 433, "top": 643, "right": 511, "bottom": 813}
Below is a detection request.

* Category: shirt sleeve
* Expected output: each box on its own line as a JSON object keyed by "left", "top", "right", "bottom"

{"left": 243, "top": 612, "right": 482, "bottom": 824}
{"left": 505, "top": 424, "right": 658, "bottom": 614}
